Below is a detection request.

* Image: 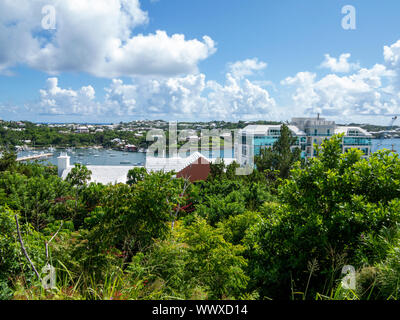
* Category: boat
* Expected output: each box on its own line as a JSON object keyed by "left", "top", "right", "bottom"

{"left": 93, "top": 154, "right": 100, "bottom": 157}
{"left": 120, "top": 161, "right": 131, "bottom": 164}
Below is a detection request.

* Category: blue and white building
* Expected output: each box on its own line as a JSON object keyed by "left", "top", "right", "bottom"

{"left": 235, "top": 116, "right": 373, "bottom": 166}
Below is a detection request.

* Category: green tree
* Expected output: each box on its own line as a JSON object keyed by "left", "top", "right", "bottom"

{"left": 179, "top": 217, "right": 249, "bottom": 299}
{"left": 254, "top": 123, "right": 301, "bottom": 179}
{"left": 127, "top": 167, "right": 148, "bottom": 186}
{"left": 66, "top": 163, "right": 92, "bottom": 188}
{"left": 66, "top": 163, "right": 92, "bottom": 221}
{"left": 0, "top": 148, "right": 17, "bottom": 172}
{"left": 209, "top": 159, "right": 226, "bottom": 180}
{"left": 245, "top": 136, "right": 400, "bottom": 299}
{"left": 86, "top": 172, "right": 185, "bottom": 264}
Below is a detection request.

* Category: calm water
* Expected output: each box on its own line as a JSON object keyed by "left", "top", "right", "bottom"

{"left": 17, "top": 148, "right": 146, "bottom": 166}
{"left": 17, "top": 147, "right": 235, "bottom": 166}
{"left": 371, "top": 138, "right": 400, "bottom": 153}
{"left": 17, "top": 139, "right": 400, "bottom": 167}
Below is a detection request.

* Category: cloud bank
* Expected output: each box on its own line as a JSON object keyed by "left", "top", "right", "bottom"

{"left": 36, "top": 60, "right": 277, "bottom": 121}
{"left": 2, "top": 1, "right": 400, "bottom": 123}
{"left": 0, "top": 0, "right": 216, "bottom": 77}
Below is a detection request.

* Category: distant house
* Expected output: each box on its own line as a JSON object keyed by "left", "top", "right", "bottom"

{"left": 125, "top": 144, "right": 138, "bottom": 152}
{"left": 187, "top": 135, "right": 199, "bottom": 141}
{"left": 75, "top": 126, "right": 89, "bottom": 134}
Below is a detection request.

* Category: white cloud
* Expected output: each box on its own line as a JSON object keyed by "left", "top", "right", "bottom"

{"left": 320, "top": 53, "right": 360, "bottom": 73}
{"left": 227, "top": 58, "right": 267, "bottom": 79}
{"left": 282, "top": 63, "right": 397, "bottom": 118}
{"left": 39, "top": 78, "right": 101, "bottom": 115}
{"left": 280, "top": 41, "right": 400, "bottom": 121}
{"left": 103, "top": 70, "right": 276, "bottom": 120}
{"left": 207, "top": 74, "right": 276, "bottom": 119}
{"left": 35, "top": 57, "right": 277, "bottom": 121}
{"left": 0, "top": 0, "right": 216, "bottom": 77}
{"left": 384, "top": 40, "right": 400, "bottom": 69}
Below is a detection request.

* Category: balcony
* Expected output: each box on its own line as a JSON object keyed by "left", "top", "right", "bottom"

{"left": 343, "top": 137, "right": 372, "bottom": 146}
{"left": 305, "top": 133, "right": 333, "bottom": 137}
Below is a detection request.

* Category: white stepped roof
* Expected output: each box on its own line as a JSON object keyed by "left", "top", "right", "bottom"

{"left": 146, "top": 152, "right": 238, "bottom": 174}
{"left": 145, "top": 152, "right": 210, "bottom": 173}
{"left": 61, "top": 165, "right": 137, "bottom": 185}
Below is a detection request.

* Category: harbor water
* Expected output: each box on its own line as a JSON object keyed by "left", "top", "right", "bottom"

{"left": 17, "top": 139, "right": 400, "bottom": 167}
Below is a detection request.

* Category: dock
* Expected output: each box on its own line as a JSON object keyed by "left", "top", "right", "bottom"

{"left": 16, "top": 153, "right": 54, "bottom": 162}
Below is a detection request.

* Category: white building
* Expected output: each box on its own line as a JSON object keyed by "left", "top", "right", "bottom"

{"left": 75, "top": 126, "right": 89, "bottom": 134}
{"left": 57, "top": 153, "right": 135, "bottom": 185}
{"left": 236, "top": 116, "right": 373, "bottom": 166}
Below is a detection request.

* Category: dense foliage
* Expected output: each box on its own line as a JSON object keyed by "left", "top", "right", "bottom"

{"left": 1, "top": 126, "right": 400, "bottom": 300}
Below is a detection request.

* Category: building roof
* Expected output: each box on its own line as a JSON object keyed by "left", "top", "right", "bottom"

{"left": 61, "top": 165, "right": 135, "bottom": 185}
{"left": 241, "top": 125, "right": 306, "bottom": 136}
{"left": 291, "top": 118, "right": 336, "bottom": 127}
{"left": 146, "top": 151, "right": 238, "bottom": 174}
{"left": 146, "top": 152, "right": 210, "bottom": 173}
{"left": 334, "top": 126, "right": 372, "bottom": 137}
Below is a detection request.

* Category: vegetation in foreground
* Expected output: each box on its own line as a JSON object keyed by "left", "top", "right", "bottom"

{"left": 1, "top": 125, "right": 400, "bottom": 300}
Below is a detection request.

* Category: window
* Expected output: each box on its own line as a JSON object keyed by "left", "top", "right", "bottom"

{"left": 269, "top": 129, "right": 281, "bottom": 136}
{"left": 348, "top": 130, "right": 360, "bottom": 136}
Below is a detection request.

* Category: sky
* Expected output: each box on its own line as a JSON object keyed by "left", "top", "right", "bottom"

{"left": 1, "top": 0, "right": 400, "bottom": 124}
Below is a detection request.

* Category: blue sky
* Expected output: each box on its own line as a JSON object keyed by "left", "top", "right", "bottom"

{"left": 1, "top": 0, "right": 400, "bottom": 124}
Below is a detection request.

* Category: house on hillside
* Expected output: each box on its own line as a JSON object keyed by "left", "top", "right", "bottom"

{"left": 125, "top": 144, "right": 138, "bottom": 152}
{"left": 145, "top": 152, "right": 210, "bottom": 182}
{"left": 145, "top": 152, "right": 237, "bottom": 182}
{"left": 57, "top": 153, "right": 136, "bottom": 185}
{"left": 75, "top": 126, "right": 89, "bottom": 134}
